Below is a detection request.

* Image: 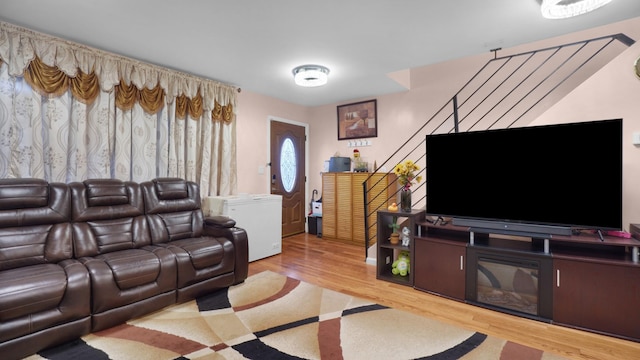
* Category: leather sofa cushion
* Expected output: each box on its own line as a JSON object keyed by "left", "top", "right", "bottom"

{"left": 70, "top": 181, "right": 144, "bottom": 223}
{"left": 0, "top": 223, "right": 73, "bottom": 271}
{"left": 0, "top": 181, "right": 70, "bottom": 229}
{"left": 142, "top": 179, "right": 200, "bottom": 216}
{"left": 85, "top": 180, "right": 129, "bottom": 207}
{"left": 154, "top": 178, "right": 188, "bottom": 200}
{"left": 70, "top": 181, "right": 151, "bottom": 257}
{"left": 96, "top": 249, "right": 162, "bottom": 290}
{"left": 160, "top": 212, "right": 198, "bottom": 241}
{"left": 167, "top": 237, "right": 224, "bottom": 269}
{"left": 0, "top": 264, "right": 66, "bottom": 321}
{"left": 0, "top": 179, "right": 48, "bottom": 210}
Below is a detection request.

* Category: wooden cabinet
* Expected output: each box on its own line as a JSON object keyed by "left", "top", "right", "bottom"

{"left": 553, "top": 256, "right": 640, "bottom": 340}
{"left": 376, "top": 209, "right": 424, "bottom": 286}
{"left": 321, "top": 173, "right": 396, "bottom": 245}
{"left": 321, "top": 174, "right": 337, "bottom": 239}
{"left": 335, "top": 173, "right": 353, "bottom": 241}
{"left": 410, "top": 222, "right": 640, "bottom": 341}
{"left": 414, "top": 234, "right": 468, "bottom": 300}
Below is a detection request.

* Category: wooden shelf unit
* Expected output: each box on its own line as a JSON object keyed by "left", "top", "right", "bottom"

{"left": 376, "top": 209, "right": 424, "bottom": 286}
{"left": 321, "top": 172, "right": 396, "bottom": 246}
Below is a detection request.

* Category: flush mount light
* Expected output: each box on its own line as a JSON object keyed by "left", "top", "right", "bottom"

{"left": 541, "top": 0, "right": 613, "bottom": 19}
{"left": 292, "top": 65, "right": 330, "bottom": 87}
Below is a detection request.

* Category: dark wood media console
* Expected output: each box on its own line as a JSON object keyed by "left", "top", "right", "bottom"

{"left": 378, "top": 215, "right": 640, "bottom": 342}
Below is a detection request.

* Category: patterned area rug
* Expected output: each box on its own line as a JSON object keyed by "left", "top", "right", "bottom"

{"left": 25, "top": 271, "right": 567, "bottom": 360}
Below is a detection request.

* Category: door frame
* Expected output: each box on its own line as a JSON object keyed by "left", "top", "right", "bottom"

{"left": 267, "top": 116, "right": 310, "bottom": 231}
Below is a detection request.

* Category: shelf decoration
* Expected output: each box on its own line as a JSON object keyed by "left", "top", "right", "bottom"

{"left": 393, "top": 159, "right": 422, "bottom": 212}
{"left": 389, "top": 216, "right": 400, "bottom": 244}
{"left": 352, "top": 148, "right": 368, "bottom": 172}
{"left": 392, "top": 250, "right": 410, "bottom": 276}
{"left": 401, "top": 226, "right": 411, "bottom": 246}
{"left": 400, "top": 188, "right": 412, "bottom": 213}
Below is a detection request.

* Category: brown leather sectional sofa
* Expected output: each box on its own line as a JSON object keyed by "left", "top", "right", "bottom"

{"left": 0, "top": 177, "right": 249, "bottom": 360}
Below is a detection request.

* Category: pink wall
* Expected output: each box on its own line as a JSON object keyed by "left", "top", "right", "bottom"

{"left": 236, "top": 17, "right": 640, "bottom": 230}
{"left": 532, "top": 39, "right": 640, "bottom": 229}
{"left": 235, "top": 90, "right": 309, "bottom": 194}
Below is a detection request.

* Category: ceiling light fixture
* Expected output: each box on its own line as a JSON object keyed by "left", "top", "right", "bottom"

{"left": 292, "top": 65, "right": 330, "bottom": 87}
{"left": 541, "top": 0, "right": 613, "bottom": 19}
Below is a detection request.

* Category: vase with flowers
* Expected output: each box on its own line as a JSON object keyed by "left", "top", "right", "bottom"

{"left": 393, "top": 159, "right": 422, "bottom": 212}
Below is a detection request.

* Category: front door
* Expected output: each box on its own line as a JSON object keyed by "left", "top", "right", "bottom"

{"left": 270, "top": 120, "right": 306, "bottom": 237}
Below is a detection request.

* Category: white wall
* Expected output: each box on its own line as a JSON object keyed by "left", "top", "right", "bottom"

{"left": 235, "top": 17, "right": 640, "bottom": 229}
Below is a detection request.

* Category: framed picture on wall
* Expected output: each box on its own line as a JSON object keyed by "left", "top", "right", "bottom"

{"left": 337, "top": 99, "right": 377, "bottom": 140}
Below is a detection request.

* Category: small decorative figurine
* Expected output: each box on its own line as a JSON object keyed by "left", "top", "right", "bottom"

{"left": 401, "top": 226, "right": 411, "bottom": 246}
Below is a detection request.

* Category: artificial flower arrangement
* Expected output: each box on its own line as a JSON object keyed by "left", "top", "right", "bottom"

{"left": 393, "top": 159, "right": 423, "bottom": 190}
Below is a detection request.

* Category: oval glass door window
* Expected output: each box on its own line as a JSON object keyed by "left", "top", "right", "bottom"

{"left": 280, "top": 137, "right": 297, "bottom": 192}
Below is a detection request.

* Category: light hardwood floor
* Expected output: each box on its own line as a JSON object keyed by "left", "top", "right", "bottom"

{"left": 248, "top": 233, "right": 640, "bottom": 360}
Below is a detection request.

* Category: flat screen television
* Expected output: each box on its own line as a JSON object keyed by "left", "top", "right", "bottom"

{"left": 425, "top": 119, "right": 622, "bottom": 238}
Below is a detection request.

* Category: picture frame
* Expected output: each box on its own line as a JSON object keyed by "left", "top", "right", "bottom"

{"left": 337, "top": 99, "right": 377, "bottom": 140}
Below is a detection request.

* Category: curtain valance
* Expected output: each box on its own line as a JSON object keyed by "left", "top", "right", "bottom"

{"left": 24, "top": 56, "right": 101, "bottom": 104}
{"left": 0, "top": 21, "right": 237, "bottom": 112}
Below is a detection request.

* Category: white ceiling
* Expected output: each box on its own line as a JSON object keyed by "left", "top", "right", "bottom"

{"left": 1, "top": 0, "right": 640, "bottom": 107}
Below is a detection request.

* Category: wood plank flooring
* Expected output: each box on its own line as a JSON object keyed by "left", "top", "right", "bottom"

{"left": 248, "top": 233, "right": 640, "bottom": 360}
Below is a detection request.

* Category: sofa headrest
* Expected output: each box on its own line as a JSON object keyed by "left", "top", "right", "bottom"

{"left": 84, "top": 179, "right": 129, "bottom": 207}
{"left": 154, "top": 178, "right": 188, "bottom": 200}
{"left": 0, "top": 178, "right": 49, "bottom": 210}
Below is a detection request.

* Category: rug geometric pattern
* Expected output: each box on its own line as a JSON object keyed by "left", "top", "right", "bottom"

{"left": 25, "top": 271, "right": 568, "bottom": 359}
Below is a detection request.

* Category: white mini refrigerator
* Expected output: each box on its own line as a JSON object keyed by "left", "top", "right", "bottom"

{"left": 203, "top": 194, "right": 282, "bottom": 262}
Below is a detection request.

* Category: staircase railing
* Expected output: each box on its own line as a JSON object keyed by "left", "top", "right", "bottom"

{"left": 362, "top": 33, "right": 635, "bottom": 259}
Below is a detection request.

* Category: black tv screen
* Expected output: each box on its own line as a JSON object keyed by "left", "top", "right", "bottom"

{"left": 425, "top": 119, "right": 622, "bottom": 236}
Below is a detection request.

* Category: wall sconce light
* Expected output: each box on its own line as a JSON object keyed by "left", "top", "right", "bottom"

{"left": 292, "top": 65, "right": 330, "bottom": 87}
{"left": 541, "top": 0, "right": 613, "bottom": 19}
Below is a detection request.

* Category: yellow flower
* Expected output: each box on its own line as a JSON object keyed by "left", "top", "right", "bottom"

{"left": 394, "top": 159, "right": 422, "bottom": 189}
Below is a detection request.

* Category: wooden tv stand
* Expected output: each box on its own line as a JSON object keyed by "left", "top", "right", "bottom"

{"left": 378, "top": 215, "right": 640, "bottom": 342}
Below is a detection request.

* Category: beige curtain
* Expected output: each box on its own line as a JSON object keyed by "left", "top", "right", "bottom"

{"left": 0, "top": 21, "right": 237, "bottom": 196}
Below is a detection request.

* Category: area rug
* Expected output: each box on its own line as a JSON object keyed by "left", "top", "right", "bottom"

{"left": 25, "top": 271, "right": 567, "bottom": 360}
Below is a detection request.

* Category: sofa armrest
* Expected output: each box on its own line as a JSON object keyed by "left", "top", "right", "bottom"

{"left": 204, "top": 215, "right": 236, "bottom": 229}
{"left": 203, "top": 216, "right": 249, "bottom": 284}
